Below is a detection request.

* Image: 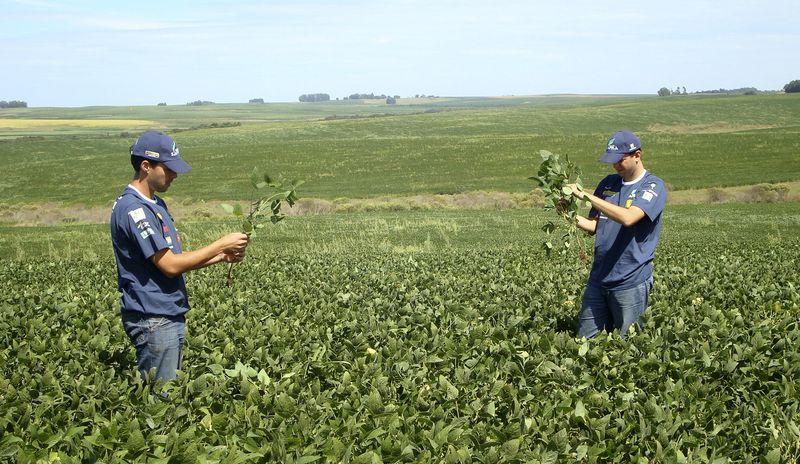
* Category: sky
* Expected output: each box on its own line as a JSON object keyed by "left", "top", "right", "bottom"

{"left": 2, "top": 0, "right": 798, "bottom": 107}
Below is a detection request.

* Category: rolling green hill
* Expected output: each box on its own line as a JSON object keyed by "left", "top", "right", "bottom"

{"left": 1, "top": 94, "right": 798, "bottom": 206}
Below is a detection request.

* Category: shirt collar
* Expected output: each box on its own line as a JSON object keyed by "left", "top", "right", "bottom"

{"left": 127, "top": 184, "right": 157, "bottom": 204}
{"left": 622, "top": 170, "right": 647, "bottom": 186}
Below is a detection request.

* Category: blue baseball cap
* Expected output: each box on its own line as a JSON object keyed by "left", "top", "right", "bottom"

{"left": 130, "top": 131, "right": 192, "bottom": 173}
{"left": 600, "top": 130, "right": 641, "bottom": 164}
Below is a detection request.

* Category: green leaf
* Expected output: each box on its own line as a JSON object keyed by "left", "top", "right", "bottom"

{"left": 364, "top": 428, "right": 386, "bottom": 442}
{"left": 0, "top": 436, "right": 23, "bottom": 457}
{"left": 576, "top": 445, "right": 588, "bottom": 460}
{"left": 250, "top": 167, "right": 262, "bottom": 188}
{"left": 578, "top": 342, "right": 589, "bottom": 357}
{"left": 574, "top": 399, "right": 587, "bottom": 419}
{"left": 296, "top": 455, "right": 322, "bottom": 464}
{"left": 764, "top": 449, "right": 781, "bottom": 464}
{"left": 220, "top": 203, "right": 235, "bottom": 214}
{"left": 500, "top": 438, "right": 520, "bottom": 457}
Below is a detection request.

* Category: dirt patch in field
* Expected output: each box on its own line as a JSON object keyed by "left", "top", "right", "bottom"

{"left": 668, "top": 181, "right": 800, "bottom": 204}
{"left": 1, "top": 184, "right": 797, "bottom": 226}
{"left": 647, "top": 123, "right": 774, "bottom": 134}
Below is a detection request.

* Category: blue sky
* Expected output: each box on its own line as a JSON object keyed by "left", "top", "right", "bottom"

{"left": 2, "top": 0, "right": 798, "bottom": 107}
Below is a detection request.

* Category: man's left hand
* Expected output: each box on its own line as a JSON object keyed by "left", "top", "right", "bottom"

{"left": 567, "top": 183, "right": 587, "bottom": 201}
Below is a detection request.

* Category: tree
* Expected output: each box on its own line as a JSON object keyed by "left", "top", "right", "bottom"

{"left": 386, "top": 96, "right": 396, "bottom": 105}
{"left": 0, "top": 100, "right": 28, "bottom": 108}
{"left": 784, "top": 80, "right": 800, "bottom": 93}
{"left": 299, "top": 93, "right": 330, "bottom": 102}
{"left": 249, "top": 98, "right": 265, "bottom": 104}
{"left": 657, "top": 87, "right": 672, "bottom": 97}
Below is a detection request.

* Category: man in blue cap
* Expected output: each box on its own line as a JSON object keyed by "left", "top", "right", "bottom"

{"left": 567, "top": 130, "right": 667, "bottom": 338}
{"left": 110, "top": 131, "right": 250, "bottom": 382}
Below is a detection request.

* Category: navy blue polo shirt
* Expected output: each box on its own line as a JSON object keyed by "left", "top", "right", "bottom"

{"left": 587, "top": 171, "right": 667, "bottom": 289}
{"left": 110, "top": 185, "right": 189, "bottom": 316}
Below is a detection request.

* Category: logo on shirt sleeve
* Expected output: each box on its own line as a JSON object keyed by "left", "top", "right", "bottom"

{"left": 129, "top": 208, "right": 155, "bottom": 238}
{"left": 128, "top": 208, "right": 146, "bottom": 223}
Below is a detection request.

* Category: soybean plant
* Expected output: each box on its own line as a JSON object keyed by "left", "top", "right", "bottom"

{"left": 530, "top": 150, "right": 590, "bottom": 262}
{"left": 221, "top": 167, "right": 303, "bottom": 286}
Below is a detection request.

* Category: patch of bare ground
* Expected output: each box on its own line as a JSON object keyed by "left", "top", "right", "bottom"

{"left": 668, "top": 181, "right": 800, "bottom": 204}
{"left": 1, "top": 183, "right": 797, "bottom": 226}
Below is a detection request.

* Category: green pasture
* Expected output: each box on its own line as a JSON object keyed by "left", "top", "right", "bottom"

{"left": 0, "top": 93, "right": 798, "bottom": 207}
{"left": 0, "top": 95, "right": 634, "bottom": 137}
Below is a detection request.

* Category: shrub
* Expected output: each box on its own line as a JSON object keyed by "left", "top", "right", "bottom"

{"left": 707, "top": 187, "right": 732, "bottom": 203}
{"left": 748, "top": 183, "right": 790, "bottom": 202}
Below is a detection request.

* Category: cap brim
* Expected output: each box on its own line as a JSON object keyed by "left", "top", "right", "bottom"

{"left": 162, "top": 158, "right": 192, "bottom": 173}
{"left": 600, "top": 151, "right": 624, "bottom": 164}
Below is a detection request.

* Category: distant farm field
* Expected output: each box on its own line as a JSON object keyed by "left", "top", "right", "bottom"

{"left": 1, "top": 94, "right": 798, "bottom": 206}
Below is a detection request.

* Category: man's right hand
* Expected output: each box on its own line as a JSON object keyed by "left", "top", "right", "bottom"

{"left": 218, "top": 233, "right": 250, "bottom": 254}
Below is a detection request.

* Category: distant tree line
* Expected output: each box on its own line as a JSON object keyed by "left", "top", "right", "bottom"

{"left": 657, "top": 86, "right": 687, "bottom": 96}
{"left": 186, "top": 100, "right": 215, "bottom": 106}
{"left": 299, "top": 93, "right": 330, "bottom": 102}
{"left": 694, "top": 87, "right": 759, "bottom": 95}
{"left": 346, "top": 93, "right": 386, "bottom": 100}
{"left": 657, "top": 86, "right": 774, "bottom": 96}
{"left": 784, "top": 80, "right": 800, "bottom": 93}
{"left": 0, "top": 100, "right": 28, "bottom": 108}
{"left": 249, "top": 98, "right": 265, "bottom": 104}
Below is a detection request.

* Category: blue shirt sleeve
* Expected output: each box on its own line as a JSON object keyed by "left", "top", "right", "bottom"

{"left": 631, "top": 177, "right": 667, "bottom": 221}
{"left": 588, "top": 175, "right": 617, "bottom": 220}
{"left": 124, "top": 205, "right": 170, "bottom": 259}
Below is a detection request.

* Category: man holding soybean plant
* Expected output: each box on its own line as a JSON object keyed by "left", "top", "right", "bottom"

{"left": 567, "top": 131, "right": 667, "bottom": 338}
{"left": 110, "top": 131, "right": 250, "bottom": 382}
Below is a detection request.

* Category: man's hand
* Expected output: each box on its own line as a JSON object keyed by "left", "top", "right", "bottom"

{"left": 567, "top": 183, "right": 587, "bottom": 201}
{"left": 220, "top": 250, "right": 246, "bottom": 263}
{"left": 217, "top": 233, "right": 250, "bottom": 254}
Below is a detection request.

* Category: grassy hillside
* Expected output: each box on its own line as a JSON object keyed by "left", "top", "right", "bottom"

{"left": 0, "top": 94, "right": 798, "bottom": 206}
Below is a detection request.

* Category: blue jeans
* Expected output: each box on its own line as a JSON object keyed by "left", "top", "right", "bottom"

{"left": 576, "top": 277, "right": 653, "bottom": 339}
{"left": 122, "top": 312, "right": 185, "bottom": 382}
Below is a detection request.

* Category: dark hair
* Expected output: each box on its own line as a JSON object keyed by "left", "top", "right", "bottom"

{"left": 131, "top": 155, "right": 160, "bottom": 172}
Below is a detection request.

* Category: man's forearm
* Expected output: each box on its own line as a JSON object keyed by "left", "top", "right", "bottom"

{"left": 582, "top": 192, "right": 645, "bottom": 227}
{"left": 576, "top": 215, "right": 597, "bottom": 235}
{"left": 153, "top": 247, "right": 221, "bottom": 277}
